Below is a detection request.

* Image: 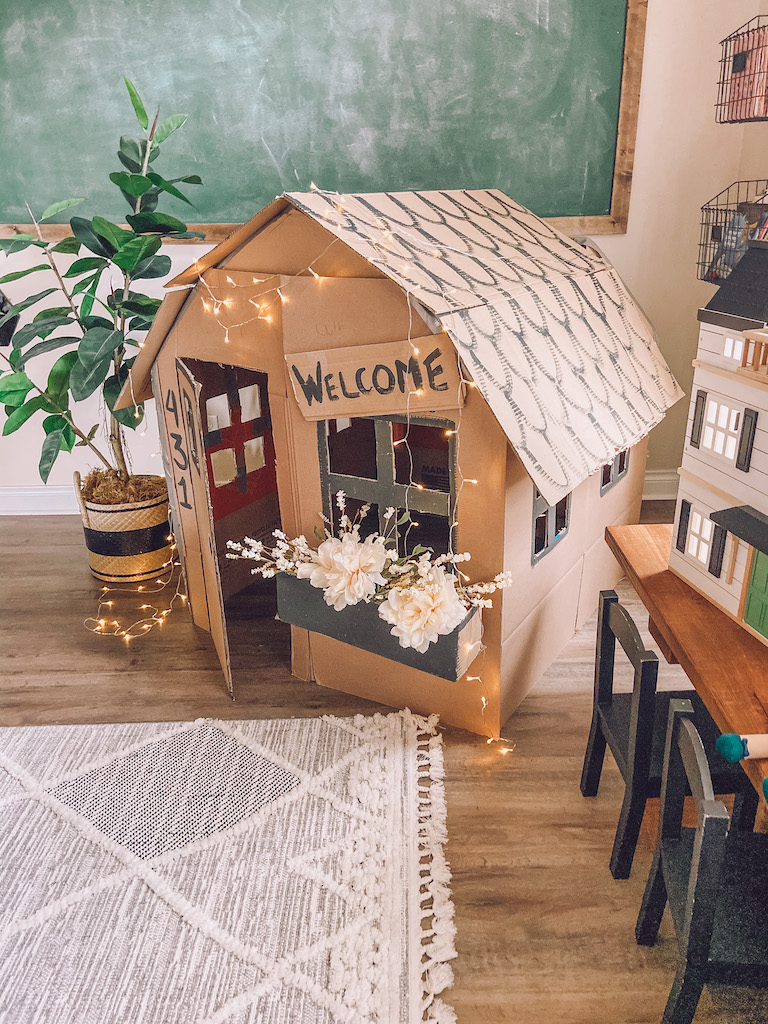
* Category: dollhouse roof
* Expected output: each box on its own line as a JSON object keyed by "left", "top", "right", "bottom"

{"left": 711, "top": 505, "right": 768, "bottom": 556}
{"left": 700, "top": 243, "right": 768, "bottom": 328}
{"left": 126, "top": 188, "right": 683, "bottom": 504}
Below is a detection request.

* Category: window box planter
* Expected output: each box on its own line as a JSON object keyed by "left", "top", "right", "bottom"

{"left": 276, "top": 573, "right": 483, "bottom": 681}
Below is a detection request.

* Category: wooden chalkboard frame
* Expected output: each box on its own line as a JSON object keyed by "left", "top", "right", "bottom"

{"left": 1, "top": 0, "right": 646, "bottom": 244}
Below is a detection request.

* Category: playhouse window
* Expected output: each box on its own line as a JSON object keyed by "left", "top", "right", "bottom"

{"left": 206, "top": 394, "right": 232, "bottom": 431}
{"left": 599, "top": 449, "right": 630, "bottom": 495}
{"left": 318, "top": 416, "right": 456, "bottom": 557}
{"left": 532, "top": 487, "right": 571, "bottom": 564}
{"left": 244, "top": 436, "right": 266, "bottom": 473}
{"left": 238, "top": 384, "right": 262, "bottom": 422}
{"left": 210, "top": 448, "right": 238, "bottom": 488}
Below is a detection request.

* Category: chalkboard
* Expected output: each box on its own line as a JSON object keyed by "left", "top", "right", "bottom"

{"left": 0, "top": 0, "right": 644, "bottom": 237}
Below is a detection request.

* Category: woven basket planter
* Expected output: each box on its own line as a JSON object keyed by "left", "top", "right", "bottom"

{"left": 74, "top": 472, "right": 173, "bottom": 583}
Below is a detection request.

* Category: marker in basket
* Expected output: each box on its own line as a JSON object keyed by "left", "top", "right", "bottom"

{"left": 715, "top": 733, "right": 768, "bottom": 762}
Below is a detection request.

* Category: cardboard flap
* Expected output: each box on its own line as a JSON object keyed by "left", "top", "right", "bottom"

{"left": 115, "top": 288, "right": 190, "bottom": 409}
{"left": 174, "top": 358, "right": 234, "bottom": 695}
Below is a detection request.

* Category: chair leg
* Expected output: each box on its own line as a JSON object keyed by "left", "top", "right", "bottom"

{"left": 580, "top": 712, "right": 607, "bottom": 797}
{"left": 730, "top": 786, "right": 759, "bottom": 833}
{"left": 609, "top": 785, "right": 646, "bottom": 878}
{"left": 636, "top": 847, "right": 667, "bottom": 945}
{"left": 661, "top": 966, "right": 704, "bottom": 1024}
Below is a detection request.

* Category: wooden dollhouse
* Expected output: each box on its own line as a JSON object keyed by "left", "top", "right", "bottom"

{"left": 117, "top": 188, "right": 681, "bottom": 735}
{"left": 670, "top": 240, "right": 768, "bottom": 646}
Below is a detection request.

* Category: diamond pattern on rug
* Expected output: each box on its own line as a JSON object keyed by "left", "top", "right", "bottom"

{"left": 48, "top": 721, "right": 299, "bottom": 859}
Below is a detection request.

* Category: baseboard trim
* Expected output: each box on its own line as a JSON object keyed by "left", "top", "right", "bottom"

{"left": 0, "top": 486, "right": 80, "bottom": 515}
{"left": 642, "top": 470, "right": 679, "bottom": 502}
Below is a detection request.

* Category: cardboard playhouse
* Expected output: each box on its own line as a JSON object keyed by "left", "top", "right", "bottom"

{"left": 670, "top": 240, "right": 768, "bottom": 645}
{"left": 117, "top": 188, "right": 682, "bottom": 736}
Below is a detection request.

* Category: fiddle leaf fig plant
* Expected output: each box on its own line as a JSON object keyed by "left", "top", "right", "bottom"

{"left": 0, "top": 77, "right": 203, "bottom": 488}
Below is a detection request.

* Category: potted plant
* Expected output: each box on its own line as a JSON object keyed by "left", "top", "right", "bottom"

{"left": 0, "top": 78, "right": 203, "bottom": 582}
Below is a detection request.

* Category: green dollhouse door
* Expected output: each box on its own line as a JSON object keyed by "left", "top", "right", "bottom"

{"left": 743, "top": 549, "right": 768, "bottom": 640}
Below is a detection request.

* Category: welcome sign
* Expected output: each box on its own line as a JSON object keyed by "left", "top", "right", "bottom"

{"left": 285, "top": 337, "right": 463, "bottom": 420}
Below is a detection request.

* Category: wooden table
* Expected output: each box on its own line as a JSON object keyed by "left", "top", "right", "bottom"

{"left": 606, "top": 523, "right": 768, "bottom": 799}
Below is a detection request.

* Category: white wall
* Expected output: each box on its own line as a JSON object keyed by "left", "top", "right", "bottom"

{"left": 600, "top": 1, "right": 767, "bottom": 497}
{"left": 2, "top": 3, "right": 767, "bottom": 511}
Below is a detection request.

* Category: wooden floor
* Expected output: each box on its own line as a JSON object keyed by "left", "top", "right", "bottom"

{"left": 2, "top": 501, "right": 766, "bottom": 1024}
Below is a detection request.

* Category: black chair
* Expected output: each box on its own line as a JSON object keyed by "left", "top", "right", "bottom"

{"left": 580, "top": 590, "right": 757, "bottom": 879}
{"left": 636, "top": 700, "right": 768, "bottom": 1024}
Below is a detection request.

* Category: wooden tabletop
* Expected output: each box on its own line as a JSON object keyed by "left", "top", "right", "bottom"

{"left": 606, "top": 523, "right": 768, "bottom": 797}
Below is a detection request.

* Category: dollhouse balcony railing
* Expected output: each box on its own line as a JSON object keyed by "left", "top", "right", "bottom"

{"left": 739, "top": 330, "right": 768, "bottom": 378}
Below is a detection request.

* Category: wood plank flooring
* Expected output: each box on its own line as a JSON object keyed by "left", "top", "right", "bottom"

{"left": 2, "top": 502, "right": 766, "bottom": 1023}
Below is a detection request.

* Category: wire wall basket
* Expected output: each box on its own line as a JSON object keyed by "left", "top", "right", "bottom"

{"left": 717, "top": 17, "right": 768, "bottom": 123}
{"left": 698, "top": 180, "right": 768, "bottom": 284}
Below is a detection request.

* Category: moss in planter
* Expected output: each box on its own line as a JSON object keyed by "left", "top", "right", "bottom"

{"left": 81, "top": 469, "right": 167, "bottom": 505}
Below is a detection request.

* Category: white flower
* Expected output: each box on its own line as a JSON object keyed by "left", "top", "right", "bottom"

{"left": 378, "top": 564, "right": 467, "bottom": 653}
{"left": 297, "top": 533, "right": 389, "bottom": 610}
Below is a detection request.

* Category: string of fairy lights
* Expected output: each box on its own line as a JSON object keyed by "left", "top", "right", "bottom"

{"left": 98, "top": 183, "right": 515, "bottom": 752}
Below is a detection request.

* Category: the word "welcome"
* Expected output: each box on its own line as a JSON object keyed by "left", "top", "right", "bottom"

{"left": 285, "top": 338, "right": 462, "bottom": 420}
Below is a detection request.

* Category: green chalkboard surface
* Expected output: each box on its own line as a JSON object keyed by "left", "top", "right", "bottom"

{"left": 0, "top": 0, "right": 640, "bottom": 232}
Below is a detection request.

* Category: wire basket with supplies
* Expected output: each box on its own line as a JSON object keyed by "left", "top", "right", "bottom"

{"left": 717, "top": 17, "right": 768, "bottom": 123}
{"left": 698, "top": 180, "right": 768, "bottom": 284}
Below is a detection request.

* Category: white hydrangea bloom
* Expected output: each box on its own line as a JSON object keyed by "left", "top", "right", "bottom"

{"left": 378, "top": 564, "right": 466, "bottom": 653}
{"left": 297, "top": 533, "right": 390, "bottom": 610}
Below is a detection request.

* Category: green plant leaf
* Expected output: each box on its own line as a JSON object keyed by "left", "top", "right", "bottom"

{"left": 111, "top": 233, "right": 161, "bottom": 273}
{"left": 38, "top": 428, "right": 65, "bottom": 481}
{"left": 79, "top": 276, "right": 99, "bottom": 319}
{"left": 115, "top": 294, "right": 161, "bottom": 316}
{"left": 0, "top": 288, "right": 58, "bottom": 329}
{"left": 69, "top": 351, "right": 112, "bottom": 401}
{"left": 166, "top": 230, "right": 206, "bottom": 240}
{"left": 145, "top": 171, "right": 192, "bottom": 205}
{"left": 104, "top": 367, "right": 144, "bottom": 428}
{"left": 16, "top": 335, "right": 79, "bottom": 370}
{"left": 91, "top": 216, "right": 134, "bottom": 251}
{"left": 74, "top": 423, "right": 99, "bottom": 447}
{"left": 10, "top": 316, "right": 73, "bottom": 350}
{"left": 0, "top": 371, "right": 34, "bottom": 404}
{"left": 124, "top": 77, "right": 148, "bottom": 131}
{"left": 0, "top": 264, "right": 50, "bottom": 284}
{"left": 49, "top": 236, "right": 81, "bottom": 254}
{"left": 177, "top": 174, "right": 203, "bottom": 185}
{"left": 131, "top": 253, "right": 171, "bottom": 281}
{"left": 109, "top": 171, "right": 153, "bottom": 198}
{"left": 2, "top": 394, "right": 50, "bottom": 435}
{"left": 40, "top": 198, "right": 85, "bottom": 222}
{"left": 77, "top": 326, "right": 125, "bottom": 369}
{"left": 126, "top": 212, "right": 187, "bottom": 235}
{"left": 127, "top": 314, "right": 155, "bottom": 332}
{"left": 70, "top": 217, "right": 114, "bottom": 258}
{"left": 42, "top": 414, "right": 75, "bottom": 450}
{"left": 81, "top": 314, "right": 114, "bottom": 331}
{"left": 47, "top": 350, "right": 79, "bottom": 401}
{"left": 33, "top": 306, "right": 70, "bottom": 320}
{"left": 153, "top": 113, "right": 188, "bottom": 145}
{"left": 63, "top": 256, "right": 109, "bottom": 278}
{"left": 71, "top": 271, "right": 101, "bottom": 297}
{"left": 0, "top": 236, "right": 46, "bottom": 255}
{"left": 137, "top": 190, "right": 159, "bottom": 214}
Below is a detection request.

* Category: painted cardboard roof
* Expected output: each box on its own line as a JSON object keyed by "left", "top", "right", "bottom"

{"left": 127, "top": 188, "right": 682, "bottom": 504}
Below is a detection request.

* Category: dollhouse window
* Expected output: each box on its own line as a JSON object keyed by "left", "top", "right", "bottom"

{"left": 531, "top": 487, "right": 571, "bottom": 564}
{"left": 690, "top": 391, "right": 758, "bottom": 472}
{"left": 599, "top": 449, "right": 630, "bottom": 494}
{"left": 723, "top": 335, "right": 744, "bottom": 361}
{"left": 675, "top": 499, "right": 727, "bottom": 577}
{"left": 318, "top": 416, "right": 456, "bottom": 556}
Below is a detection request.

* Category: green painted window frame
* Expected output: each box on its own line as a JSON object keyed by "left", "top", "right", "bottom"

{"left": 317, "top": 414, "right": 457, "bottom": 552}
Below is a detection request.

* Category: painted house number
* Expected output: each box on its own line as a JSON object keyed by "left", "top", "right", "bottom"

{"left": 165, "top": 388, "right": 193, "bottom": 510}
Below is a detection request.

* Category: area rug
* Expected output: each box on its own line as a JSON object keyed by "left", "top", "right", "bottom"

{"left": 0, "top": 711, "right": 456, "bottom": 1024}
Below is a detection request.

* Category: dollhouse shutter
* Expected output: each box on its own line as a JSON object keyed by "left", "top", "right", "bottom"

{"left": 708, "top": 524, "right": 727, "bottom": 577}
{"left": 676, "top": 499, "right": 691, "bottom": 552}
{"left": 735, "top": 407, "right": 758, "bottom": 472}
{"left": 689, "top": 391, "right": 707, "bottom": 449}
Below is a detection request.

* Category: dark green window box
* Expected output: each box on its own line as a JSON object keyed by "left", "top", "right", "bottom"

{"left": 276, "top": 574, "right": 482, "bottom": 681}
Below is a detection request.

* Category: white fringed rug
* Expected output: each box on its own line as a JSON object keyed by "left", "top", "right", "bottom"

{"left": 0, "top": 711, "right": 456, "bottom": 1024}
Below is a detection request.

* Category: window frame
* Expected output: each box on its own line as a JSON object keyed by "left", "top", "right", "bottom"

{"left": 531, "top": 486, "right": 571, "bottom": 565}
{"left": 599, "top": 448, "right": 630, "bottom": 495}
{"left": 317, "top": 414, "right": 457, "bottom": 549}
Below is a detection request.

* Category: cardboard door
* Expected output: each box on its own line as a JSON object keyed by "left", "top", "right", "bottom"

{"left": 171, "top": 357, "right": 233, "bottom": 695}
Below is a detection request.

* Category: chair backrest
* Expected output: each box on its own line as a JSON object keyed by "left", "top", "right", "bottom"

{"left": 659, "top": 700, "right": 730, "bottom": 968}
{"left": 595, "top": 590, "right": 660, "bottom": 779}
